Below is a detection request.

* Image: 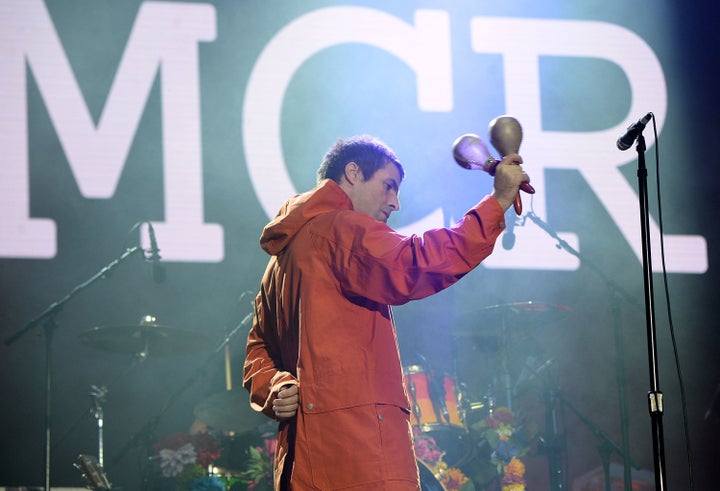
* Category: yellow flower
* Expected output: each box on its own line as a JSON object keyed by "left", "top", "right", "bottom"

{"left": 501, "top": 484, "right": 525, "bottom": 491}
{"left": 440, "top": 467, "right": 469, "bottom": 491}
{"left": 432, "top": 460, "right": 448, "bottom": 474}
{"left": 504, "top": 457, "right": 526, "bottom": 477}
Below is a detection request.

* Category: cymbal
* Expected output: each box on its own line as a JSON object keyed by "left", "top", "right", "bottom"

{"left": 79, "top": 322, "right": 213, "bottom": 356}
{"left": 194, "top": 389, "right": 267, "bottom": 433}
{"left": 453, "top": 301, "right": 571, "bottom": 336}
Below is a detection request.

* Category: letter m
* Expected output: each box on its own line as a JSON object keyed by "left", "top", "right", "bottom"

{"left": 0, "top": 0, "right": 223, "bottom": 261}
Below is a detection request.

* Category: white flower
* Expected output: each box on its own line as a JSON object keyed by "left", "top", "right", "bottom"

{"left": 159, "top": 442, "right": 197, "bottom": 477}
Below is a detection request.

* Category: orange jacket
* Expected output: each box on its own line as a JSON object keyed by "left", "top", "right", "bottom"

{"left": 244, "top": 179, "right": 505, "bottom": 489}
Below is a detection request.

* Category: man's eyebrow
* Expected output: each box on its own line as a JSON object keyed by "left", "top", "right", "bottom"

{"left": 386, "top": 179, "right": 400, "bottom": 191}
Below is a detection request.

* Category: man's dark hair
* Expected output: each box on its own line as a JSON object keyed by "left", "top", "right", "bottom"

{"left": 317, "top": 135, "right": 405, "bottom": 184}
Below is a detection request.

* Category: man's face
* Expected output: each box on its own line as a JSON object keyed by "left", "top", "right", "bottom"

{"left": 350, "top": 162, "right": 402, "bottom": 223}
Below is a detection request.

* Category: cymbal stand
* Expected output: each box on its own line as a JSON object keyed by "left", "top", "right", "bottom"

{"left": 498, "top": 315, "right": 513, "bottom": 411}
{"left": 90, "top": 385, "right": 108, "bottom": 467}
{"left": 53, "top": 351, "right": 148, "bottom": 456}
{"left": 526, "top": 211, "right": 640, "bottom": 491}
{"left": 3, "top": 246, "right": 144, "bottom": 491}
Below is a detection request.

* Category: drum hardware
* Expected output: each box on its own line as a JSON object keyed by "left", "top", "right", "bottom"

{"left": 70, "top": 313, "right": 213, "bottom": 471}
{"left": 514, "top": 356, "right": 555, "bottom": 397}
{"left": 404, "top": 364, "right": 464, "bottom": 428}
{"left": 209, "top": 465, "right": 241, "bottom": 477}
{"left": 112, "top": 306, "right": 255, "bottom": 468}
{"left": 431, "top": 382, "right": 451, "bottom": 426}
{"left": 452, "top": 301, "right": 570, "bottom": 410}
{"left": 90, "top": 384, "right": 109, "bottom": 467}
{"left": 192, "top": 308, "right": 264, "bottom": 435}
{"left": 443, "top": 300, "right": 572, "bottom": 490}
{"left": 52, "top": 340, "right": 156, "bottom": 485}
{"left": 461, "top": 388, "right": 495, "bottom": 428}
{"left": 415, "top": 353, "right": 453, "bottom": 425}
{"left": 71, "top": 387, "right": 113, "bottom": 490}
{"left": 500, "top": 341, "right": 513, "bottom": 412}
{"left": 78, "top": 314, "right": 214, "bottom": 356}
{"left": 404, "top": 363, "right": 472, "bottom": 468}
{"left": 455, "top": 382, "right": 467, "bottom": 425}
{"left": 75, "top": 453, "right": 112, "bottom": 490}
{"left": 468, "top": 401, "right": 485, "bottom": 412}
{"left": 452, "top": 301, "right": 571, "bottom": 337}
{"left": 408, "top": 377, "right": 422, "bottom": 422}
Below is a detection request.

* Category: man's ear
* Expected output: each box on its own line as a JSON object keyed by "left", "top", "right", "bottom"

{"left": 343, "top": 162, "right": 362, "bottom": 185}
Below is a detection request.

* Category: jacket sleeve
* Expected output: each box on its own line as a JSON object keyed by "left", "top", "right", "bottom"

{"left": 243, "top": 288, "right": 298, "bottom": 420}
{"left": 317, "top": 195, "right": 506, "bottom": 306}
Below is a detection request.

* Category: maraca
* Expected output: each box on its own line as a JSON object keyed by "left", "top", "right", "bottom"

{"left": 452, "top": 115, "right": 535, "bottom": 215}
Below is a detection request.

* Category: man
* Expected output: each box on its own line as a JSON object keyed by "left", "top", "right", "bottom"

{"left": 243, "top": 135, "right": 529, "bottom": 490}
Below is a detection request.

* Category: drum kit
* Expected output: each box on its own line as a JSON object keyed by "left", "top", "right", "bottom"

{"left": 404, "top": 301, "right": 571, "bottom": 488}
{"left": 72, "top": 301, "right": 569, "bottom": 490}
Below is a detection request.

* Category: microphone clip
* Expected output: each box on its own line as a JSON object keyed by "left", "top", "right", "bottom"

{"left": 616, "top": 112, "right": 653, "bottom": 151}
{"left": 144, "top": 221, "right": 166, "bottom": 283}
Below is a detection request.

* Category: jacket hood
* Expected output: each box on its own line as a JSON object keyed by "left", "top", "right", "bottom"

{"left": 260, "top": 179, "right": 353, "bottom": 256}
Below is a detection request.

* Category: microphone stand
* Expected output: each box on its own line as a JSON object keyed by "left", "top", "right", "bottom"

{"left": 525, "top": 212, "right": 639, "bottom": 491}
{"left": 633, "top": 134, "right": 667, "bottom": 490}
{"left": 553, "top": 387, "right": 642, "bottom": 491}
{"left": 3, "top": 246, "right": 144, "bottom": 491}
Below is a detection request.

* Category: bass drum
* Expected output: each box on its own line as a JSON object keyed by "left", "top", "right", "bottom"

{"left": 419, "top": 459, "right": 446, "bottom": 491}
{"left": 404, "top": 365, "right": 472, "bottom": 467}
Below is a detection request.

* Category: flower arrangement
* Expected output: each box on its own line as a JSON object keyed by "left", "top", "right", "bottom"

{"left": 413, "top": 428, "right": 475, "bottom": 491}
{"left": 471, "top": 407, "right": 530, "bottom": 491}
{"left": 241, "top": 438, "right": 276, "bottom": 491}
{"left": 500, "top": 457, "right": 526, "bottom": 491}
{"left": 153, "top": 432, "right": 236, "bottom": 491}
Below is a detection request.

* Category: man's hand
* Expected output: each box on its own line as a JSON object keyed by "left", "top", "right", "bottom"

{"left": 491, "top": 152, "right": 530, "bottom": 212}
{"left": 273, "top": 384, "right": 299, "bottom": 420}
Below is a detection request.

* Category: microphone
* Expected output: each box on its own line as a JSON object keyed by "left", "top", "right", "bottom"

{"left": 616, "top": 112, "right": 653, "bottom": 151}
{"left": 146, "top": 222, "right": 166, "bottom": 283}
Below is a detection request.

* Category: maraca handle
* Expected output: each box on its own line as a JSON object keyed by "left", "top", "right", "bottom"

{"left": 513, "top": 178, "right": 536, "bottom": 215}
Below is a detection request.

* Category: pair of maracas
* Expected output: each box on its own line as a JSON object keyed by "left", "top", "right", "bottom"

{"left": 452, "top": 116, "right": 535, "bottom": 214}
